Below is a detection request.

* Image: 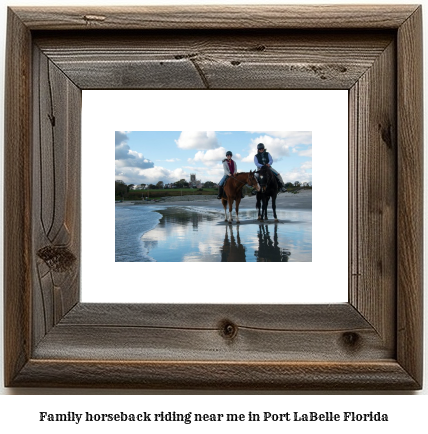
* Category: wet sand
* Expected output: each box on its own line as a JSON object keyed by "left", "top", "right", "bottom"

{"left": 132, "top": 189, "right": 312, "bottom": 211}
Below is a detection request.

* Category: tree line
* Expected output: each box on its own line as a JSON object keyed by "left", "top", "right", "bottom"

{"left": 115, "top": 179, "right": 311, "bottom": 200}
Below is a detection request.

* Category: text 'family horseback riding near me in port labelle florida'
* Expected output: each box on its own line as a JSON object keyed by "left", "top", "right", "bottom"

{"left": 38, "top": 411, "right": 389, "bottom": 424}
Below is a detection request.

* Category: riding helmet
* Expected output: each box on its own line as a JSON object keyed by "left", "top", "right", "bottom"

{"left": 257, "top": 143, "right": 265, "bottom": 150}
{"left": 226, "top": 151, "right": 233, "bottom": 156}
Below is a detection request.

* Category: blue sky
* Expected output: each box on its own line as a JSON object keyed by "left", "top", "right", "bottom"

{"left": 115, "top": 131, "right": 312, "bottom": 185}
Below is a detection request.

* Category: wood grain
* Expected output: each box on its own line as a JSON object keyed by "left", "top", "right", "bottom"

{"left": 12, "top": 5, "right": 419, "bottom": 30}
{"left": 4, "top": 8, "right": 32, "bottom": 388}
{"left": 32, "top": 46, "right": 81, "bottom": 348}
{"left": 4, "top": 5, "right": 423, "bottom": 390}
{"left": 349, "top": 39, "right": 397, "bottom": 351}
{"left": 34, "top": 31, "right": 393, "bottom": 90}
{"left": 396, "top": 6, "right": 424, "bottom": 386}
{"left": 12, "top": 361, "right": 419, "bottom": 390}
{"left": 32, "top": 304, "right": 391, "bottom": 362}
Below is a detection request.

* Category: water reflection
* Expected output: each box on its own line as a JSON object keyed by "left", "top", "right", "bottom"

{"left": 221, "top": 226, "right": 246, "bottom": 262}
{"left": 134, "top": 206, "right": 311, "bottom": 262}
{"left": 254, "top": 225, "right": 291, "bottom": 262}
{"left": 157, "top": 207, "right": 217, "bottom": 230}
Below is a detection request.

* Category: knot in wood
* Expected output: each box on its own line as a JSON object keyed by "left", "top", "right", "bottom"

{"left": 378, "top": 122, "right": 393, "bottom": 149}
{"left": 37, "top": 245, "right": 76, "bottom": 272}
{"left": 83, "top": 15, "right": 106, "bottom": 23}
{"left": 341, "top": 332, "right": 361, "bottom": 350}
{"left": 219, "top": 320, "right": 238, "bottom": 340}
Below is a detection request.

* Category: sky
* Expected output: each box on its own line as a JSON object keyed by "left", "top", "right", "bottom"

{"left": 115, "top": 131, "right": 312, "bottom": 186}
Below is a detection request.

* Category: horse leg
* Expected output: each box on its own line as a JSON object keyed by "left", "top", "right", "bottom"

{"left": 272, "top": 194, "right": 278, "bottom": 221}
{"left": 221, "top": 198, "right": 228, "bottom": 221}
{"left": 263, "top": 197, "right": 268, "bottom": 220}
{"left": 256, "top": 194, "right": 262, "bottom": 220}
{"left": 228, "top": 199, "right": 233, "bottom": 223}
{"left": 235, "top": 197, "right": 241, "bottom": 223}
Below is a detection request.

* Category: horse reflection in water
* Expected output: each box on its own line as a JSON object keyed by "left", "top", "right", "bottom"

{"left": 220, "top": 223, "right": 291, "bottom": 262}
{"left": 220, "top": 225, "right": 247, "bottom": 262}
{"left": 254, "top": 225, "right": 291, "bottom": 262}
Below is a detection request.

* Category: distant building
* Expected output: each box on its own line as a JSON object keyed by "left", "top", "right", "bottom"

{"left": 189, "top": 173, "right": 201, "bottom": 188}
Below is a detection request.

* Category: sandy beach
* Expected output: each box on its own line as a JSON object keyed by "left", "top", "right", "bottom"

{"left": 127, "top": 189, "right": 312, "bottom": 211}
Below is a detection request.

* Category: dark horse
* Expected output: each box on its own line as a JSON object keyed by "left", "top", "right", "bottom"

{"left": 221, "top": 171, "right": 260, "bottom": 224}
{"left": 256, "top": 166, "right": 278, "bottom": 221}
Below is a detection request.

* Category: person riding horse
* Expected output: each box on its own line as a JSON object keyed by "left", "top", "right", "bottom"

{"left": 217, "top": 151, "right": 245, "bottom": 199}
{"left": 251, "top": 143, "right": 287, "bottom": 195}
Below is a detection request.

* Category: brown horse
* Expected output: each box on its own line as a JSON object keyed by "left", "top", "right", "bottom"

{"left": 221, "top": 171, "right": 260, "bottom": 224}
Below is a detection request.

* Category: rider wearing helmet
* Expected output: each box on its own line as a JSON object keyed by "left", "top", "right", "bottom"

{"left": 253, "top": 143, "right": 287, "bottom": 193}
{"left": 217, "top": 150, "right": 241, "bottom": 199}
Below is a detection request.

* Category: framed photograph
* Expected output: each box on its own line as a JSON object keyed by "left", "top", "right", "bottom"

{"left": 4, "top": 5, "right": 423, "bottom": 389}
{"left": 112, "top": 130, "right": 313, "bottom": 263}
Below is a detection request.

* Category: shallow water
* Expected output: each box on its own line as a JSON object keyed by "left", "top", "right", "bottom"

{"left": 116, "top": 204, "right": 311, "bottom": 262}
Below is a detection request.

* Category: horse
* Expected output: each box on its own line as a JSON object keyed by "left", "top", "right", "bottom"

{"left": 221, "top": 171, "right": 260, "bottom": 224}
{"left": 256, "top": 166, "right": 278, "bottom": 221}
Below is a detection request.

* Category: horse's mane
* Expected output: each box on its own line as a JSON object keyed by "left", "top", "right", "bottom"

{"left": 259, "top": 166, "right": 277, "bottom": 186}
{"left": 222, "top": 171, "right": 255, "bottom": 175}
{"left": 259, "top": 166, "right": 271, "bottom": 174}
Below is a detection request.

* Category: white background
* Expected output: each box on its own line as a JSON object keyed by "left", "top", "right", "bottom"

{"left": 82, "top": 89, "right": 348, "bottom": 304}
{"left": 0, "top": 0, "right": 427, "bottom": 430}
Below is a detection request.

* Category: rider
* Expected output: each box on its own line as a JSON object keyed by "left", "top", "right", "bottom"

{"left": 217, "top": 151, "right": 244, "bottom": 199}
{"left": 252, "top": 143, "right": 287, "bottom": 194}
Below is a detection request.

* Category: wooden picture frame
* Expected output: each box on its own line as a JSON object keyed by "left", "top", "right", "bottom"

{"left": 4, "top": 5, "right": 423, "bottom": 390}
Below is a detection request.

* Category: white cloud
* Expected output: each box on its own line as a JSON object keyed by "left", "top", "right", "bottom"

{"left": 301, "top": 160, "right": 312, "bottom": 170}
{"left": 183, "top": 165, "right": 224, "bottom": 182}
{"left": 175, "top": 131, "right": 219, "bottom": 150}
{"left": 298, "top": 148, "right": 312, "bottom": 157}
{"left": 242, "top": 135, "right": 291, "bottom": 163}
{"left": 242, "top": 132, "right": 312, "bottom": 163}
{"left": 116, "top": 163, "right": 224, "bottom": 185}
{"left": 115, "top": 131, "right": 154, "bottom": 169}
{"left": 115, "top": 131, "right": 186, "bottom": 185}
{"left": 283, "top": 163, "right": 312, "bottom": 184}
{"left": 189, "top": 147, "right": 228, "bottom": 167}
{"left": 249, "top": 131, "right": 312, "bottom": 146}
{"left": 115, "top": 166, "right": 189, "bottom": 185}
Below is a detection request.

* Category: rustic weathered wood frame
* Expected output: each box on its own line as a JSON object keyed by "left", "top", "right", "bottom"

{"left": 4, "top": 5, "right": 423, "bottom": 390}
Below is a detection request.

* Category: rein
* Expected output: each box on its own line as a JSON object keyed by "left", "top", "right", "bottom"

{"left": 230, "top": 174, "right": 249, "bottom": 186}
